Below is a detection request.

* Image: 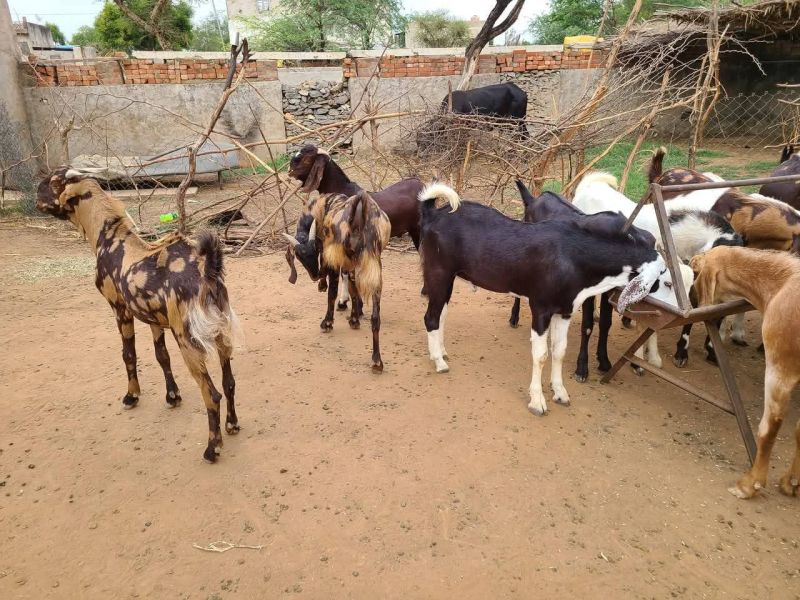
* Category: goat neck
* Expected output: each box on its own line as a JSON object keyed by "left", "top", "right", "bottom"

{"left": 697, "top": 248, "right": 798, "bottom": 312}
{"left": 64, "top": 179, "right": 143, "bottom": 255}
{"left": 319, "top": 159, "right": 362, "bottom": 196}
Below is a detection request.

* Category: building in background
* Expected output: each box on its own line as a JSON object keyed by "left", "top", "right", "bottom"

{"left": 13, "top": 17, "right": 96, "bottom": 60}
{"left": 13, "top": 17, "right": 54, "bottom": 54}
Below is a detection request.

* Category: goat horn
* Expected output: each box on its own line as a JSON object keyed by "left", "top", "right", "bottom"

{"left": 309, "top": 218, "right": 317, "bottom": 240}
{"left": 64, "top": 169, "right": 83, "bottom": 179}
{"left": 282, "top": 232, "right": 300, "bottom": 247}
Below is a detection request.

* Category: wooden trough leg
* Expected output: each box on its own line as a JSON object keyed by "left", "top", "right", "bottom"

{"left": 600, "top": 327, "right": 654, "bottom": 384}
{"left": 706, "top": 320, "right": 757, "bottom": 465}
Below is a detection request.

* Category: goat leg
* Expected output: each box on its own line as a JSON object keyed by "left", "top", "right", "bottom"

{"left": 176, "top": 338, "right": 224, "bottom": 463}
{"left": 370, "top": 291, "right": 383, "bottom": 373}
{"left": 549, "top": 315, "right": 571, "bottom": 406}
{"left": 348, "top": 274, "right": 362, "bottom": 329}
{"left": 673, "top": 323, "right": 692, "bottom": 367}
{"left": 527, "top": 309, "right": 551, "bottom": 416}
{"left": 151, "top": 325, "right": 181, "bottom": 407}
{"left": 320, "top": 269, "right": 338, "bottom": 332}
{"left": 115, "top": 309, "right": 141, "bottom": 409}
{"left": 596, "top": 292, "right": 613, "bottom": 372}
{"left": 731, "top": 365, "right": 792, "bottom": 499}
{"left": 509, "top": 297, "right": 522, "bottom": 328}
{"left": 217, "top": 339, "right": 239, "bottom": 435}
{"left": 574, "top": 297, "right": 593, "bottom": 382}
{"left": 337, "top": 271, "right": 350, "bottom": 311}
{"left": 778, "top": 417, "right": 800, "bottom": 497}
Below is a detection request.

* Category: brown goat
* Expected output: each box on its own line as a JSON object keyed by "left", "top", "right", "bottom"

{"left": 36, "top": 168, "right": 240, "bottom": 463}
{"left": 285, "top": 190, "right": 391, "bottom": 371}
{"left": 692, "top": 246, "right": 800, "bottom": 499}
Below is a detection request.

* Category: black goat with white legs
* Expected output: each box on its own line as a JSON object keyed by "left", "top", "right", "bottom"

{"left": 288, "top": 145, "right": 425, "bottom": 310}
{"left": 418, "top": 183, "right": 682, "bottom": 415}
{"left": 509, "top": 181, "right": 667, "bottom": 382}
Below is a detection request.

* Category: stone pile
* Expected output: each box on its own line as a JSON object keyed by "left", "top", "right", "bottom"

{"left": 282, "top": 80, "right": 351, "bottom": 152}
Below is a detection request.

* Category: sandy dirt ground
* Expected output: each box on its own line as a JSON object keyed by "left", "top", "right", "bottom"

{"left": 1, "top": 220, "right": 798, "bottom": 600}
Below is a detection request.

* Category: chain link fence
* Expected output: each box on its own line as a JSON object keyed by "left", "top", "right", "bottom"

{"left": 655, "top": 89, "right": 800, "bottom": 148}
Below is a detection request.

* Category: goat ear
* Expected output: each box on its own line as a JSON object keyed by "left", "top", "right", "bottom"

{"left": 57, "top": 181, "right": 86, "bottom": 207}
{"left": 347, "top": 193, "right": 368, "bottom": 236}
{"left": 693, "top": 262, "right": 719, "bottom": 307}
{"left": 301, "top": 155, "right": 328, "bottom": 193}
{"left": 285, "top": 245, "right": 298, "bottom": 284}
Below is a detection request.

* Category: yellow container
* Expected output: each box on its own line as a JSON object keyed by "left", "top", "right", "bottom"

{"left": 563, "top": 35, "right": 599, "bottom": 45}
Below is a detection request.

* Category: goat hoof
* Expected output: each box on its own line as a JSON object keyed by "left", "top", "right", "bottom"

{"left": 573, "top": 370, "right": 587, "bottom": 383}
{"left": 597, "top": 359, "right": 612, "bottom": 373}
{"left": 371, "top": 361, "right": 384, "bottom": 374}
{"left": 203, "top": 446, "right": 218, "bottom": 463}
{"left": 527, "top": 404, "right": 547, "bottom": 417}
{"left": 348, "top": 319, "right": 360, "bottom": 330}
{"left": 166, "top": 391, "right": 182, "bottom": 408}
{"left": 320, "top": 320, "right": 333, "bottom": 332}
{"left": 731, "top": 338, "right": 748, "bottom": 347}
{"left": 673, "top": 355, "right": 688, "bottom": 368}
{"left": 336, "top": 301, "right": 349, "bottom": 311}
{"left": 779, "top": 475, "right": 799, "bottom": 497}
{"left": 553, "top": 397, "right": 570, "bottom": 407}
{"left": 122, "top": 393, "right": 139, "bottom": 409}
{"left": 632, "top": 365, "right": 645, "bottom": 377}
{"left": 705, "top": 354, "right": 718, "bottom": 366}
{"left": 225, "top": 420, "right": 240, "bottom": 435}
{"left": 509, "top": 319, "right": 520, "bottom": 328}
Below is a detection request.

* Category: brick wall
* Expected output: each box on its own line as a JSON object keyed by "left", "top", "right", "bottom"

{"left": 24, "top": 48, "right": 604, "bottom": 87}
{"left": 343, "top": 49, "right": 606, "bottom": 78}
{"left": 26, "top": 55, "right": 278, "bottom": 87}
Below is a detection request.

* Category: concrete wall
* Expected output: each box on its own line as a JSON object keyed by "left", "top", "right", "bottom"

{"left": 24, "top": 80, "right": 285, "bottom": 167}
{"left": 348, "top": 73, "right": 500, "bottom": 151}
{"left": 0, "top": 0, "right": 33, "bottom": 188}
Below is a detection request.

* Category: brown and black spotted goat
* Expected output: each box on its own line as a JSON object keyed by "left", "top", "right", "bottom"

{"left": 36, "top": 168, "right": 241, "bottom": 463}
{"left": 284, "top": 190, "right": 391, "bottom": 372}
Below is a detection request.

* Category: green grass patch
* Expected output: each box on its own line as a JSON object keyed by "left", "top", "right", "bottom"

{"left": 223, "top": 153, "right": 290, "bottom": 179}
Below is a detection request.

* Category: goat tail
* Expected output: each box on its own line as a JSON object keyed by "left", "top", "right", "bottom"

{"left": 196, "top": 230, "right": 225, "bottom": 287}
{"left": 355, "top": 254, "right": 382, "bottom": 301}
{"left": 648, "top": 146, "right": 667, "bottom": 183}
{"left": 419, "top": 182, "right": 461, "bottom": 213}
{"left": 191, "top": 230, "right": 244, "bottom": 354}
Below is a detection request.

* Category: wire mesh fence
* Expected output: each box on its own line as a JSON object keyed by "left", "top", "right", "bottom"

{"left": 655, "top": 89, "right": 800, "bottom": 148}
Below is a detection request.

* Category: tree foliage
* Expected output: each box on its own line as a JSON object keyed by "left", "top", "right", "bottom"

{"left": 92, "top": 0, "right": 193, "bottom": 51}
{"left": 45, "top": 22, "right": 66, "bottom": 45}
{"left": 71, "top": 26, "right": 101, "bottom": 47}
{"left": 529, "top": 0, "right": 719, "bottom": 44}
{"left": 241, "top": 0, "right": 401, "bottom": 52}
{"left": 409, "top": 11, "right": 472, "bottom": 48}
{"left": 190, "top": 13, "right": 229, "bottom": 51}
{"left": 528, "top": 0, "right": 606, "bottom": 44}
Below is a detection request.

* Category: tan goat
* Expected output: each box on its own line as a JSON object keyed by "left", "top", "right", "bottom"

{"left": 36, "top": 168, "right": 241, "bottom": 463}
{"left": 691, "top": 246, "right": 800, "bottom": 499}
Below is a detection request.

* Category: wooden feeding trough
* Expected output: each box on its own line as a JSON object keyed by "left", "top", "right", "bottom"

{"left": 602, "top": 173, "right": 800, "bottom": 465}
